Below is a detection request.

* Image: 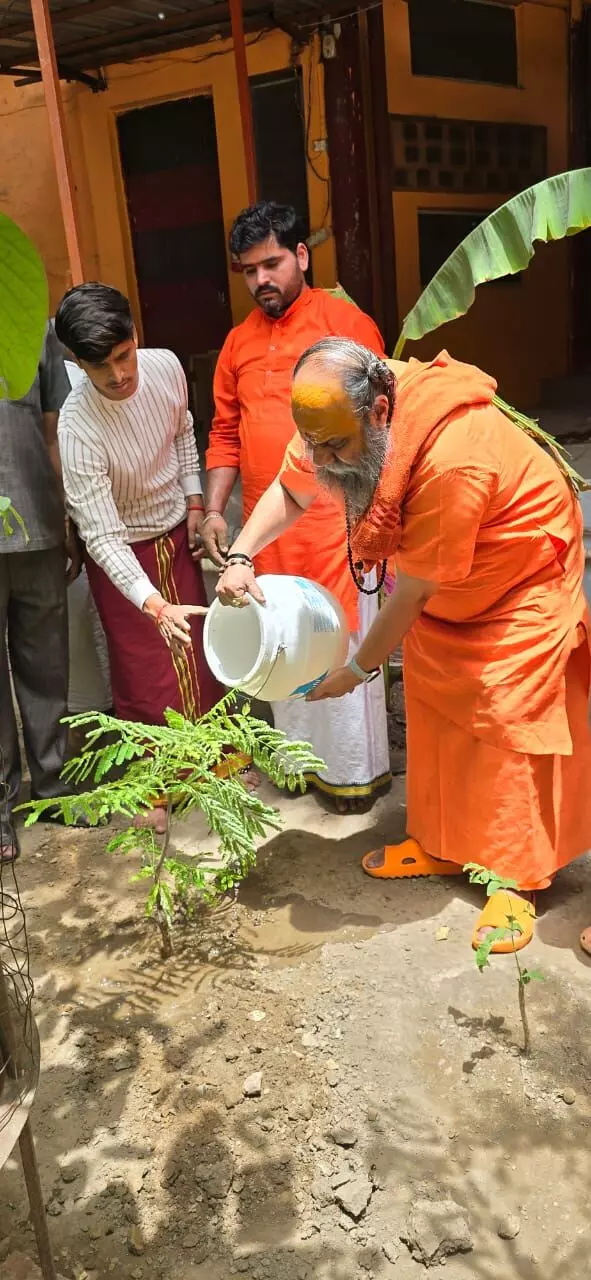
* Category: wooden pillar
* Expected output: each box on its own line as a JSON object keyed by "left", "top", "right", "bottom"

{"left": 358, "top": 7, "right": 384, "bottom": 335}
{"left": 30, "top": 0, "right": 84, "bottom": 285}
{"left": 229, "top": 0, "right": 258, "bottom": 206}
{"left": 569, "top": 0, "right": 591, "bottom": 372}
{"left": 323, "top": 15, "right": 373, "bottom": 316}
{"left": 366, "top": 3, "right": 399, "bottom": 351}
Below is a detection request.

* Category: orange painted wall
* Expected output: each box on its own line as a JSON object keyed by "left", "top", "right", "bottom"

{"left": 73, "top": 30, "right": 335, "bottom": 336}
{"left": 0, "top": 31, "right": 333, "bottom": 325}
{"left": 0, "top": 77, "right": 70, "bottom": 305}
{"left": 0, "top": 3, "right": 572, "bottom": 404}
{"left": 383, "top": 0, "right": 571, "bottom": 405}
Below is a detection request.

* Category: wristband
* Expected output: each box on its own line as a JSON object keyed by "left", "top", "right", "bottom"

{"left": 348, "top": 656, "right": 380, "bottom": 684}
{"left": 187, "top": 500, "right": 204, "bottom": 511}
{"left": 225, "top": 552, "right": 254, "bottom": 569}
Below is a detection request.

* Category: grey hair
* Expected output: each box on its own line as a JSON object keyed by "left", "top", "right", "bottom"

{"left": 293, "top": 336, "right": 396, "bottom": 420}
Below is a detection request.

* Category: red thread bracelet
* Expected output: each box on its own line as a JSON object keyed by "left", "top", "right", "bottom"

{"left": 155, "top": 602, "right": 170, "bottom": 625}
{"left": 187, "top": 501, "right": 204, "bottom": 511}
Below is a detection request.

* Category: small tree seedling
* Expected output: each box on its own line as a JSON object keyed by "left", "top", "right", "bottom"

{"left": 23, "top": 695, "right": 324, "bottom": 958}
{"left": 464, "top": 863, "right": 543, "bottom": 1056}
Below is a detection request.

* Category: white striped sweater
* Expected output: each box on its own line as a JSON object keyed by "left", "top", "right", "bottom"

{"left": 58, "top": 348, "right": 202, "bottom": 610}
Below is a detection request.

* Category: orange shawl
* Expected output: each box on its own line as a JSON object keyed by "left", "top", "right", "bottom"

{"left": 349, "top": 351, "right": 497, "bottom": 566}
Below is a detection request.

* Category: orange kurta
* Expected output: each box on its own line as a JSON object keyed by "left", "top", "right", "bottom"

{"left": 280, "top": 353, "right": 591, "bottom": 889}
{"left": 206, "top": 287, "right": 385, "bottom": 629}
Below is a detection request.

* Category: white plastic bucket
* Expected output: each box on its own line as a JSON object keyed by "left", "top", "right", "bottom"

{"left": 203, "top": 574, "right": 349, "bottom": 702}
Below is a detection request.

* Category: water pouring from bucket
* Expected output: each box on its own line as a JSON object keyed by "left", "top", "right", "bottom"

{"left": 203, "top": 574, "right": 349, "bottom": 702}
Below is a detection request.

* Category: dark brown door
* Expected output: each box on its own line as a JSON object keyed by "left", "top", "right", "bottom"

{"left": 570, "top": 8, "right": 591, "bottom": 373}
{"left": 322, "top": 8, "right": 398, "bottom": 350}
{"left": 251, "top": 68, "right": 312, "bottom": 265}
{"left": 117, "top": 94, "right": 231, "bottom": 366}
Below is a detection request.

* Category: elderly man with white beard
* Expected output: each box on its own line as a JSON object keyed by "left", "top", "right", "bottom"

{"left": 216, "top": 336, "right": 591, "bottom": 957}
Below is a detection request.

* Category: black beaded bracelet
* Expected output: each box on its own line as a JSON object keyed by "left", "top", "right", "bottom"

{"left": 224, "top": 552, "right": 254, "bottom": 569}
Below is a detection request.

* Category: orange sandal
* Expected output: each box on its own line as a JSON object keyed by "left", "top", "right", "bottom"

{"left": 361, "top": 838, "right": 464, "bottom": 879}
{"left": 214, "top": 752, "right": 252, "bottom": 780}
{"left": 471, "top": 890, "right": 535, "bottom": 954}
{"left": 580, "top": 927, "right": 591, "bottom": 957}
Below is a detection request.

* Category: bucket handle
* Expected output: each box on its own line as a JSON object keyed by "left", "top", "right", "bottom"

{"left": 248, "top": 643, "right": 286, "bottom": 700}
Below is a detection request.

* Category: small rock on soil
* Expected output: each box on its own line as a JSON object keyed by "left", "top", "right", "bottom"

{"left": 497, "top": 1214, "right": 521, "bottom": 1240}
{"left": 402, "top": 1197, "right": 473, "bottom": 1267}
{"left": 243, "top": 1071, "right": 262, "bottom": 1097}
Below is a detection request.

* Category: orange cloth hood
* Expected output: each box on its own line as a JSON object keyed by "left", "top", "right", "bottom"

{"left": 350, "top": 350, "right": 497, "bottom": 565}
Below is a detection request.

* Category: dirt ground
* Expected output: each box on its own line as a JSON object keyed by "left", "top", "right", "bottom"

{"left": 2, "top": 730, "right": 591, "bottom": 1280}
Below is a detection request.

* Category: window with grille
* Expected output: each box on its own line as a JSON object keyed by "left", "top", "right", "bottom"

{"left": 391, "top": 116, "right": 547, "bottom": 194}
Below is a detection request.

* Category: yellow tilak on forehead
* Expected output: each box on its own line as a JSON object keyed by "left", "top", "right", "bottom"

{"left": 291, "top": 376, "right": 360, "bottom": 445}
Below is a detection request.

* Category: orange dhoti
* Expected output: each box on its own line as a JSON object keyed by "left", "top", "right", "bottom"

{"left": 280, "top": 350, "right": 591, "bottom": 888}
{"left": 406, "top": 629, "right": 591, "bottom": 891}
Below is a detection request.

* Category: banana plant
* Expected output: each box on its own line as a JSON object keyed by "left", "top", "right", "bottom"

{"left": 394, "top": 168, "right": 591, "bottom": 357}
{"left": 394, "top": 169, "right": 591, "bottom": 492}
{"left": 0, "top": 212, "right": 48, "bottom": 519}
{"left": 0, "top": 210, "right": 48, "bottom": 401}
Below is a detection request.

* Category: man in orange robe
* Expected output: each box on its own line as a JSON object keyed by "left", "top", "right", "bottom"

{"left": 203, "top": 203, "right": 390, "bottom": 809}
{"left": 216, "top": 337, "right": 591, "bottom": 952}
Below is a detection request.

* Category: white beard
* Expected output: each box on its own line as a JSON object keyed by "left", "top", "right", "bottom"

{"left": 315, "top": 424, "right": 389, "bottom": 522}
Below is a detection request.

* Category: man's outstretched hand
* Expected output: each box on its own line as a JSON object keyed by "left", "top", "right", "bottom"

{"left": 143, "top": 593, "right": 209, "bottom": 650}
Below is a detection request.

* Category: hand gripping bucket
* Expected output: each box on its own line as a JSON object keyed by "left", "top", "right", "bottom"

{"left": 203, "top": 574, "right": 349, "bottom": 702}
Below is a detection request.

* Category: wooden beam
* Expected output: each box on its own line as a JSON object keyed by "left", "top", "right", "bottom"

{"left": 0, "top": 0, "right": 122, "bottom": 42}
{"left": 0, "top": 61, "right": 106, "bottom": 90}
{"left": 76, "top": 15, "right": 267, "bottom": 70}
{"left": 12, "top": 2, "right": 266, "bottom": 62}
{"left": 229, "top": 0, "right": 258, "bottom": 205}
{"left": 29, "top": 0, "right": 84, "bottom": 285}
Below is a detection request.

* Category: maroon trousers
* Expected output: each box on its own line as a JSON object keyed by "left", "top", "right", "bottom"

{"left": 86, "top": 521, "right": 221, "bottom": 724}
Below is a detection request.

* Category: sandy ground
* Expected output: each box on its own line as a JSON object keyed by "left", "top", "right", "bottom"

{"left": 1, "top": 737, "right": 591, "bottom": 1280}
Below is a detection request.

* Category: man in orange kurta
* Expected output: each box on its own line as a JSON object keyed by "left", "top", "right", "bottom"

{"left": 216, "top": 337, "right": 591, "bottom": 951}
{"left": 203, "top": 203, "right": 390, "bottom": 808}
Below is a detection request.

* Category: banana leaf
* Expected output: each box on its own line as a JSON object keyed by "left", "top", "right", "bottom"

{"left": 394, "top": 168, "right": 591, "bottom": 358}
{"left": 0, "top": 212, "right": 48, "bottom": 400}
{"left": 325, "top": 282, "right": 358, "bottom": 307}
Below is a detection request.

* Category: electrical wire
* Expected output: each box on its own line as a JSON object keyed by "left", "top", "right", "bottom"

{"left": 99, "top": 25, "right": 274, "bottom": 83}
{"left": 299, "top": 33, "right": 331, "bottom": 229}
{"left": 294, "top": 0, "right": 385, "bottom": 31}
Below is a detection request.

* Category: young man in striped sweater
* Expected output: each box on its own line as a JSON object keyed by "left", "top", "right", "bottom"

{"left": 56, "top": 284, "right": 220, "bottom": 827}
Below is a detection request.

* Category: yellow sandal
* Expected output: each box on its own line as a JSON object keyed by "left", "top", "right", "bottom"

{"left": 471, "top": 890, "right": 535, "bottom": 954}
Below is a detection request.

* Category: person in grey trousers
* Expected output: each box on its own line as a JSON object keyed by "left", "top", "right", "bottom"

{"left": 0, "top": 322, "right": 82, "bottom": 861}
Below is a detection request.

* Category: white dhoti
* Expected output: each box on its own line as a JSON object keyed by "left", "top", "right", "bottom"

{"left": 272, "top": 584, "right": 391, "bottom": 799}
{"left": 67, "top": 568, "right": 112, "bottom": 714}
